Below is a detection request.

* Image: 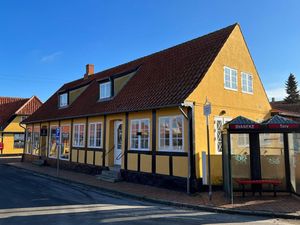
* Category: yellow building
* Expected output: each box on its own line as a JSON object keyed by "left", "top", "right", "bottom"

{"left": 23, "top": 24, "right": 271, "bottom": 191}
{"left": 0, "top": 96, "right": 42, "bottom": 155}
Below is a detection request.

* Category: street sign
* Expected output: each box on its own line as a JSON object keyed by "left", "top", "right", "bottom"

{"left": 55, "top": 127, "right": 60, "bottom": 144}
{"left": 203, "top": 103, "right": 211, "bottom": 116}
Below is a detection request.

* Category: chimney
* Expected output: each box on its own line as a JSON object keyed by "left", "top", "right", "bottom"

{"left": 271, "top": 97, "right": 275, "bottom": 102}
{"left": 84, "top": 64, "right": 94, "bottom": 79}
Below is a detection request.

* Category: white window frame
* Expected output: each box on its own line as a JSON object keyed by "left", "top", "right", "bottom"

{"left": 88, "top": 122, "right": 103, "bottom": 149}
{"left": 159, "top": 115, "right": 184, "bottom": 152}
{"left": 32, "top": 125, "right": 40, "bottom": 156}
{"left": 59, "top": 93, "right": 68, "bottom": 108}
{"left": 25, "top": 127, "right": 33, "bottom": 154}
{"left": 214, "top": 116, "right": 232, "bottom": 154}
{"left": 72, "top": 123, "right": 85, "bottom": 147}
{"left": 48, "top": 125, "right": 58, "bottom": 159}
{"left": 60, "top": 125, "right": 71, "bottom": 161}
{"left": 224, "top": 66, "right": 238, "bottom": 91}
{"left": 241, "top": 72, "right": 253, "bottom": 94}
{"left": 99, "top": 81, "right": 111, "bottom": 99}
{"left": 130, "top": 119, "right": 150, "bottom": 151}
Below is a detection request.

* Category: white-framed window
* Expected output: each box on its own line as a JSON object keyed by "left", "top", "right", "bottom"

{"left": 73, "top": 124, "right": 85, "bottom": 147}
{"left": 99, "top": 81, "right": 111, "bottom": 99}
{"left": 241, "top": 72, "right": 253, "bottom": 94}
{"left": 224, "top": 66, "right": 238, "bottom": 91}
{"left": 238, "top": 134, "right": 249, "bottom": 147}
{"left": 60, "top": 125, "right": 71, "bottom": 160}
{"left": 25, "top": 126, "right": 33, "bottom": 154}
{"left": 88, "top": 122, "right": 102, "bottom": 148}
{"left": 214, "top": 117, "right": 231, "bottom": 154}
{"left": 49, "top": 126, "right": 58, "bottom": 158}
{"left": 59, "top": 93, "right": 68, "bottom": 107}
{"left": 32, "top": 125, "right": 40, "bottom": 155}
{"left": 159, "top": 115, "right": 184, "bottom": 151}
{"left": 130, "top": 119, "right": 150, "bottom": 150}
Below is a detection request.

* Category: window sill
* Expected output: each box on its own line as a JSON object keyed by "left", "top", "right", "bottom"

{"left": 158, "top": 149, "right": 185, "bottom": 153}
{"left": 242, "top": 90, "right": 253, "bottom": 95}
{"left": 130, "top": 148, "right": 150, "bottom": 151}
{"left": 87, "top": 146, "right": 103, "bottom": 149}
{"left": 224, "top": 87, "right": 238, "bottom": 92}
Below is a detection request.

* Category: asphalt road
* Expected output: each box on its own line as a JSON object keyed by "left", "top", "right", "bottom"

{"left": 0, "top": 164, "right": 298, "bottom": 225}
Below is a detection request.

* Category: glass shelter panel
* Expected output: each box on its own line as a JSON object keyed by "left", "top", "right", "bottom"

{"left": 231, "top": 133, "right": 251, "bottom": 189}
{"left": 288, "top": 133, "right": 300, "bottom": 195}
{"left": 260, "top": 133, "right": 286, "bottom": 190}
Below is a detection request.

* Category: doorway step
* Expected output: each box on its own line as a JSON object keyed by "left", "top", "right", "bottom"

{"left": 96, "top": 166, "right": 122, "bottom": 183}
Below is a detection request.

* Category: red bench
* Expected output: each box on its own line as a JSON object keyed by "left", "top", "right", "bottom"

{"left": 236, "top": 179, "right": 281, "bottom": 197}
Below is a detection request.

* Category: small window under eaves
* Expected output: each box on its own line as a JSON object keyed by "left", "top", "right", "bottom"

{"left": 59, "top": 93, "right": 68, "bottom": 108}
{"left": 99, "top": 81, "right": 111, "bottom": 100}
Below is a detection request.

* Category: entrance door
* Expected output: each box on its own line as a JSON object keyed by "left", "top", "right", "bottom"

{"left": 114, "top": 121, "right": 123, "bottom": 165}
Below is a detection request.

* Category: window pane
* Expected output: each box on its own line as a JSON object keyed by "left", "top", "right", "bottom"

{"left": 141, "top": 120, "right": 149, "bottom": 149}
{"left": 60, "top": 93, "right": 68, "bottom": 107}
{"left": 172, "top": 117, "right": 183, "bottom": 150}
{"left": 160, "top": 118, "right": 170, "bottom": 149}
{"left": 100, "top": 82, "right": 111, "bottom": 99}
{"left": 14, "top": 134, "right": 25, "bottom": 148}
{"left": 60, "top": 126, "right": 70, "bottom": 160}
{"left": 96, "top": 123, "right": 102, "bottom": 147}
{"left": 49, "top": 127, "right": 57, "bottom": 158}
{"left": 131, "top": 121, "right": 139, "bottom": 149}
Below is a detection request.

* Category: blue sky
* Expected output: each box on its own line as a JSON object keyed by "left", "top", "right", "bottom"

{"left": 0, "top": 0, "right": 299, "bottom": 102}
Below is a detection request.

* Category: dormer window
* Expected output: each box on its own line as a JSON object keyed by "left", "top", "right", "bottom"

{"left": 59, "top": 93, "right": 68, "bottom": 108}
{"left": 99, "top": 81, "right": 111, "bottom": 100}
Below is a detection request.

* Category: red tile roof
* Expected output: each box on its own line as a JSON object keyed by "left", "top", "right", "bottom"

{"left": 25, "top": 24, "right": 237, "bottom": 123}
{"left": 270, "top": 101, "right": 300, "bottom": 121}
{"left": 0, "top": 96, "right": 42, "bottom": 130}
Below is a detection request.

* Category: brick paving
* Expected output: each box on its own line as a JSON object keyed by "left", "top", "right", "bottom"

{"left": 5, "top": 161, "right": 300, "bottom": 217}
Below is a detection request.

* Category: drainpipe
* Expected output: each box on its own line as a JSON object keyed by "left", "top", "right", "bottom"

{"left": 19, "top": 121, "right": 27, "bottom": 160}
{"left": 180, "top": 101, "right": 195, "bottom": 194}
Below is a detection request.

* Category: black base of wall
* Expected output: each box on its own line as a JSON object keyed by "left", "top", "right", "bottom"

{"left": 121, "top": 169, "right": 203, "bottom": 193}
{"left": 23, "top": 154, "right": 103, "bottom": 175}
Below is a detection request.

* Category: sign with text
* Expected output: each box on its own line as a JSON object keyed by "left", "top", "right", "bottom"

{"left": 55, "top": 127, "right": 60, "bottom": 144}
{"left": 229, "top": 124, "right": 261, "bottom": 130}
{"left": 203, "top": 103, "right": 211, "bottom": 116}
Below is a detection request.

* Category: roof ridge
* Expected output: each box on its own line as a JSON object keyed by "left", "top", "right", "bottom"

{"left": 62, "top": 23, "right": 238, "bottom": 87}
{"left": 93, "top": 23, "right": 238, "bottom": 77}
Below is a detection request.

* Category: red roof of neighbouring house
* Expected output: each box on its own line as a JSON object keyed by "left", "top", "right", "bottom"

{"left": 270, "top": 101, "right": 300, "bottom": 121}
{"left": 25, "top": 24, "right": 237, "bottom": 123}
{"left": 0, "top": 96, "right": 42, "bottom": 130}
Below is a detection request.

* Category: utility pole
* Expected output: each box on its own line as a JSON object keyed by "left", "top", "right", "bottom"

{"left": 203, "top": 97, "right": 212, "bottom": 201}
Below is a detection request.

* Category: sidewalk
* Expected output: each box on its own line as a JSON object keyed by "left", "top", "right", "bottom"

{"left": 5, "top": 162, "right": 300, "bottom": 219}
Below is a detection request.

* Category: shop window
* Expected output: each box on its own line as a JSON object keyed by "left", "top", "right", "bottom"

{"left": 60, "top": 125, "right": 70, "bottom": 160}
{"left": 32, "top": 126, "right": 40, "bottom": 155}
{"left": 49, "top": 126, "right": 58, "bottom": 158}
{"left": 25, "top": 127, "right": 32, "bottom": 154}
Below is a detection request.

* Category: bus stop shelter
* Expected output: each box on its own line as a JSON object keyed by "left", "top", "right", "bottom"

{"left": 222, "top": 115, "right": 300, "bottom": 201}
